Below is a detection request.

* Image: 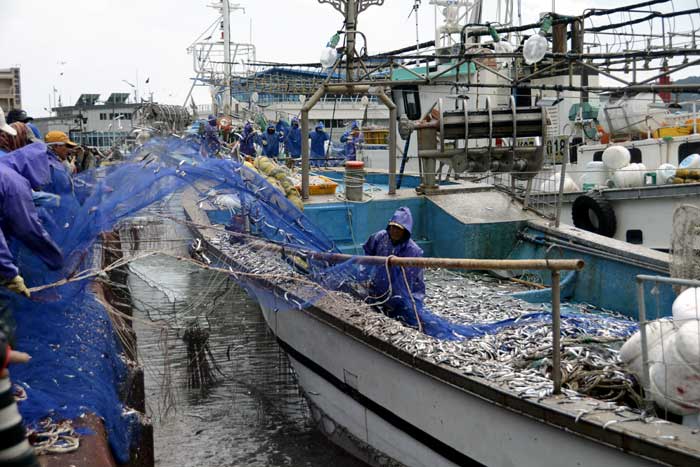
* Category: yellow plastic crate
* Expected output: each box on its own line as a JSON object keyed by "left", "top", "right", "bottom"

{"left": 362, "top": 129, "right": 389, "bottom": 145}
{"left": 295, "top": 175, "right": 338, "bottom": 195}
{"left": 653, "top": 126, "right": 693, "bottom": 138}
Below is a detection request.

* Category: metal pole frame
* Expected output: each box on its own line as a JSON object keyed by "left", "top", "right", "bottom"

{"left": 301, "top": 84, "right": 398, "bottom": 200}
{"left": 552, "top": 270, "right": 562, "bottom": 394}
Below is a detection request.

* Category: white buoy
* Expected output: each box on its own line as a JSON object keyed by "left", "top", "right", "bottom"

{"left": 673, "top": 287, "right": 700, "bottom": 321}
{"left": 613, "top": 163, "right": 646, "bottom": 188}
{"left": 649, "top": 319, "right": 700, "bottom": 416}
{"left": 620, "top": 319, "right": 676, "bottom": 376}
{"left": 679, "top": 153, "right": 700, "bottom": 169}
{"left": 602, "top": 145, "right": 631, "bottom": 170}
{"left": 622, "top": 317, "right": 700, "bottom": 416}
{"left": 580, "top": 161, "right": 607, "bottom": 188}
{"left": 656, "top": 163, "right": 677, "bottom": 184}
{"left": 539, "top": 173, "right": 579, "bottom": 193}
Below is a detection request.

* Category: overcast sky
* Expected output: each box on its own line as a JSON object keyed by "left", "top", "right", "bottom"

{"left": 1, "top": 0, "right": 698, "bottom": 117}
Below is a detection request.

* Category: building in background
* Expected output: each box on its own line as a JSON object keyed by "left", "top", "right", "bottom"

{"left": 0, "top": 68, "right": 21, "bottom": 111}
{"left": 34, "top": 93, "right": 139, "bottom": 148}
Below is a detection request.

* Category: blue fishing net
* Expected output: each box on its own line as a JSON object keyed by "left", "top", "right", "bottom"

{"left": 3, "top": 136, "right": 336, "bottom": 463}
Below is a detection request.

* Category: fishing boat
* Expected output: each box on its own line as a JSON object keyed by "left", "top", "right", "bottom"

{"left": 544, "top": 105, "right": 700, "bottom": 251}
{"left": 187, "top": 0, "right": 700, "bottom": 253}
{"left": 163, "top": 1, "right": 700, "bottom": 465}
{"left": 334, "top": 0, "right": 700, "bottom": 251}
{"left": 180, "top": 165, "right": 700, "bottom": 466}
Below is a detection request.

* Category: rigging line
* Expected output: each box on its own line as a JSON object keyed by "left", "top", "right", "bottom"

{"left": 588, "top": 7, "right": 700, "bottom": 34}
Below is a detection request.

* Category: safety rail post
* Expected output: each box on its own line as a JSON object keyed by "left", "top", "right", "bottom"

{"left": 636, "top": 276, "right": 654, "bottom": 411}
{"left": 377, "top": 90, "right": 397, "bottom": 194}
{"left": 301, "top": 86, "right": 327, "bottom": 200}
{"left": 554, "top": 135, "right": 569, "bottom": 228}
{"left": 551, "top": 270, "right": 562, "bottom": 394}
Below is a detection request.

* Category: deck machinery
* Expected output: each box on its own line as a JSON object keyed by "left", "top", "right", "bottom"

{"left": 400, "top": 97, "right": 548, "bottom": 191}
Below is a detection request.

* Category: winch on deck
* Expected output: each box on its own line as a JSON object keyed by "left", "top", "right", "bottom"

{"left": 400, "top": 96, "right": 548, "bottom": 191}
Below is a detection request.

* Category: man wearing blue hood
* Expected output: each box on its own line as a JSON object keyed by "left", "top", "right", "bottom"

{"left": 363, "top": 207, "right": 425, "bottom": 322}
{"left": 284, "top": 117, "right": 302, "bottom": 160}
{"left": 0, "top": 143, "right": 64, "bottom": 297}
{"left": 340, "top": 121, "right": 364, "bottom": 161}
{"left": 261, "top": 124, "right": 282, "bottom": 158}
{"left": 310, "top": 122, "right": 329, "bottom": 167}
{"left": 240, "top": 122, "right": 259, "bottom": 157}
{"left": 275, "top": 117, "right": 290, "bottom": 139}
{"left": 203, "top": 115, "right": 222, "bottom": 157}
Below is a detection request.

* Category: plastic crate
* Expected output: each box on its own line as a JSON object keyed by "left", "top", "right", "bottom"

{"left": 295, "top": 175, "right": 339, "bottom": 195}
{"left": 362, "top": 129, "right": 389, "bottom": 145}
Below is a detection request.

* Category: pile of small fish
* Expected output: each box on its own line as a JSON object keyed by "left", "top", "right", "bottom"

{"left": 424, "top": 270, "right": 544, "bottom": 324}
{"left": 205, "top": 234, "right": 643, "bottom": 409}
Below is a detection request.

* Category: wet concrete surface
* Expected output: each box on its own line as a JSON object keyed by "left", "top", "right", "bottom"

{"left": 122, "top": 202, "right": 365, "bottom": 467}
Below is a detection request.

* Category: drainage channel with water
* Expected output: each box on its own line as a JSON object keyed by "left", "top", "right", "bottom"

{"left": 118, "top": 197, "right": 365, "bottom": 467}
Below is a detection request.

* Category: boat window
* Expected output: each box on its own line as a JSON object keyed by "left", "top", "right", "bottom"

{"left": 678, "top": 142, "right": 700, "bottom": 164}
{"left": 403, "top": 91, "right": 421, "bottom": 121}
{"left": 570, "top": 137, "right": 582, "bottom": 164}
{"left": 514, "top": 84, "right": 531, "bottom": 107}
{"left": 593, "top": 150, "right": 603, "bottom": 162}
{"left": 629, "top": 148, "right": 642, "bottom": 163}
{"left": 626, "top": 229, "right": 643, "bottom": 245}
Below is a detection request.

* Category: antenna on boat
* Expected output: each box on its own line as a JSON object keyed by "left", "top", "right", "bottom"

{"left": 409, "top": 0, "right": 422, "bottom": 54}
{"left": 185, "top": 2, "right": 252, "bottom": 115}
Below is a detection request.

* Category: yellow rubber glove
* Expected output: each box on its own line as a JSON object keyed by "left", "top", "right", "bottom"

{"left": 5, "top": 275, "right": 30, "bottom": 298}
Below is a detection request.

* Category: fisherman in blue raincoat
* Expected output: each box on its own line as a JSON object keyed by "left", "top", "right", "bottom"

{"left": 309, "top": 122, "right": 329, "bottom": 167}
{"left": 203, "top": 114, "right": 222, "bottom": 157}
{"left": 240, "top": 122, "right": 259, "bottom": 157}
{"left": 275, "top": 118, "right": 290, "bottom": 140}
{"left": 340, "top": 121, "right": 364, "bottom": 161}
{"left": 261, "top": 124, "right": 282, "bottom": 158}
{"left": 0, "top": 144, "right": 63, "bottom": 298}
{"left": 284, "top": 117, "right": 302, "bottom": 159}
{"left": 363, "top": 207, "right": 425, "bottom": 324}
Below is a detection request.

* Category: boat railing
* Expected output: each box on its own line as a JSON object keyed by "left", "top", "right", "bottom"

{"left": 230, "top": 228, "right": 583, "bottom": 395}
{"left": 635, "top": 275, "right": 700, "bottom": 419}
{"left": 490, "top": 165, "right": 686, "bottom": 223}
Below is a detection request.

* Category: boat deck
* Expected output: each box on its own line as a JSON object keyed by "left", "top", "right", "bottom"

{"left": 183, "top": 188, "right": 700, "bottom": 465}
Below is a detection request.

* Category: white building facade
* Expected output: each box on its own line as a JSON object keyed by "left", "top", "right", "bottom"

{"left": 34, "top": 93, "right": 139, "bottom": 148}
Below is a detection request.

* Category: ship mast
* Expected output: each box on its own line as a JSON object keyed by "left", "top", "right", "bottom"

{"left": 318, "top": 0, "right": 385, "bottom": 82}
{"left": 185, "top": 2, "right": 250, "bottom": 115}
{"left": 301, "top": 0, "right": 393, "bottom": 201}
{"left": 222, "top": 0, "right": 232, "bottom": 115}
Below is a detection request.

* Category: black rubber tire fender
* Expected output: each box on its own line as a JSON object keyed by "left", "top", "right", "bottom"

{"left": 571, "top": 192, "right": 617, "bottom": 238}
